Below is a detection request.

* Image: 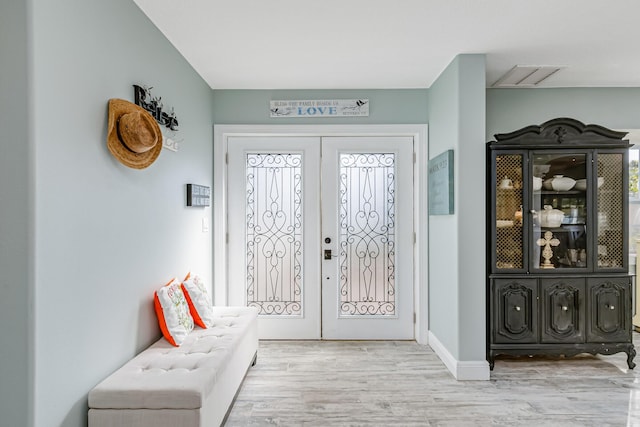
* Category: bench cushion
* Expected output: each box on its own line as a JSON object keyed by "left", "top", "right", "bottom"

{"left": 88, "top": 306, "right": 258, "bottom": 410}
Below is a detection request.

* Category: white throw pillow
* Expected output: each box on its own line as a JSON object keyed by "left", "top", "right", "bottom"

{"left": 181, "top": 272, "right": 215, "bottom": 328}
{"left": 154, "top": 278, "right": 194, "bottom": 346}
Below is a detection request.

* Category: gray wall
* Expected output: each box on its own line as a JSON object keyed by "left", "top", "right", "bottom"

{"left": 4, "top": 1, "right": 215, "bottom": 426}
{"left": 427, "top": 54, "right": 487, "bottom": 363}
{"left": 212, "top": 89, "right": 428, "bottom": 124}
{"left": 427, "top": 59, "right": 460, "bottom": 356}
{"left": 487, "top": 88, "right": 640, "bottom": 138}
{"left": 456, "top": 56, "right": 487, "bottom": 362}
{"left": 0, "top": 1, "right": 33, "bottom": 425}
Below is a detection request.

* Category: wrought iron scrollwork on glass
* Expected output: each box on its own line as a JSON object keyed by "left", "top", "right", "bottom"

{"left": 246, "top": 153, "right": 303, "bottom": 316}
{"left": 339, "top": 153, "right": 396, "bottom": 316}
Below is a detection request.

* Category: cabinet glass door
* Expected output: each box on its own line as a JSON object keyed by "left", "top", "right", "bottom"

{"left": 532, "top": 153, "right": 588, "bottom": 270}
{"left": 596, "top": 153, "right": 625, "bottom": 270}
{"left": 494, "top": 153, "right": 524, "bottom": 270}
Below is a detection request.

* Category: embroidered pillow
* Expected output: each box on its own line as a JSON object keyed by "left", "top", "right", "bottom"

{"left": 154, "top": 278, "right": 194, "bottom": 346}
{"left": 181, "top": 272, "right": 215, "bottom": 328}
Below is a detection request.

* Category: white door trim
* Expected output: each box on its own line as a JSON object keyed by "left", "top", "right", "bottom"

{"left": 213, "top": 124, "right": 429, "bottom": 344}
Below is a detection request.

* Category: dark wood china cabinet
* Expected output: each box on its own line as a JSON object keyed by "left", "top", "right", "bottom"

{"left": 487, "top": 118, "right": 635, "bottom": 369}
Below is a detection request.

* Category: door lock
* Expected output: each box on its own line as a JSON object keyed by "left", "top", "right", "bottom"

{"left": 324, "top": 249, "right": 335, "bottom": 260}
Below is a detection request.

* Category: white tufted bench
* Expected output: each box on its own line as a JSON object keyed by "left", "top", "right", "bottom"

{"left": 88, "top": 306, "right": 258, "bottom": 427}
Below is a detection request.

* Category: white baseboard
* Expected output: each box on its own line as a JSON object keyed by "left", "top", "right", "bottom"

{"left": 427, "top": 330, "right": 490, "bottom": 381}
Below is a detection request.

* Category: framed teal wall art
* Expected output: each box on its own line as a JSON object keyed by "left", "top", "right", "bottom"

{"left": 428, "top": 149, "right": 454, "bottom": 215}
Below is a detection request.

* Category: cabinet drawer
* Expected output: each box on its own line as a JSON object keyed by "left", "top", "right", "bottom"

{"left": 492, "top": 279, "right": 538, "bottom": 344}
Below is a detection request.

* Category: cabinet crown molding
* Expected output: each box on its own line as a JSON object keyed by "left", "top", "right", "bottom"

{"left": 490, "top": 117, "right": 630, "bottom": 148}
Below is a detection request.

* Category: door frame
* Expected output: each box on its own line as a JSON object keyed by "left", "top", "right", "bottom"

{"left": 213, "top": 124, "right": 429, "bottom": 344}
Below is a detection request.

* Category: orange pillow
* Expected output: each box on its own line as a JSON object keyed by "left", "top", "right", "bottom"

{"left": 181, "top": 272, "right": 215, "bottom": 328}
{"left": 154, "top": 278, "right": 194, "bottom": 346}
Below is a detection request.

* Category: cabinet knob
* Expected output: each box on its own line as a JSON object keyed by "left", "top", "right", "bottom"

{"left": 609, "top": 305, "right": 615, "bottom": 310}
{"left": 514, "top": 306, "right": 521, "bottom": 311}
{"left": 562, "top": 306, "right": 568, "bottom": 311}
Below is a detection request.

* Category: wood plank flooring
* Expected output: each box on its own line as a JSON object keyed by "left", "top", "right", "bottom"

{"left": 225, "top": 336, "right": 640, "bottom": 426}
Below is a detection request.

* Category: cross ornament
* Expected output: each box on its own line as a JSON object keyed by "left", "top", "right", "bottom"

{"left": 537, "top": 231, "right": 560, "bottom": 269}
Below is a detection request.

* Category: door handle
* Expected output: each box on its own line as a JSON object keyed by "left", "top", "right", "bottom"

{"left": 324, "top": 249, "right": 337, "bottom": 260}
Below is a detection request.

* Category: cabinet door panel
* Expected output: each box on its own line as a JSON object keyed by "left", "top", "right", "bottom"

{"left": 493, "top": 279, "right": 537, "bottom": 343}
{"left": 596, "top": 152, "right": 627, "bottom": 272}
{"left": 493, "top": 152, "right": 525, "bottom": 272}
{"left": 540, "top": 278, "right": 584, "bottom": 343}
{"left": 586, "top": 277, "right": 631, "bottom": 342}
{"left": 531, "top": 152, "right": 589, "bottom": 271}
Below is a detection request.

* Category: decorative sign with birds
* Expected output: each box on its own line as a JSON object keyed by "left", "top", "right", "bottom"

{"left": 270, "top": 99, "right": 369, "bottom": 118}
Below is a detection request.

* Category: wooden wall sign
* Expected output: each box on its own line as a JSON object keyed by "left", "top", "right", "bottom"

{"left": 270, "top": 99, "right": 369, "bottom": 118}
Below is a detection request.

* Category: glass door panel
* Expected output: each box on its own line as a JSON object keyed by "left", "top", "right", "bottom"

{"left": 245, "top": 153, "right": 303, "bottom": 316}
{"left": 532, "top": 153, "right": 587, "bottom": 270}
{"left": 338, "top": 153, "right": 397, "bottom": 316}
{"left": 597, "top": 153, "right": 625, "bottom": 269}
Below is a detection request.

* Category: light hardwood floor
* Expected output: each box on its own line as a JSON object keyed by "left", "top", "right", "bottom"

{"left": 225, "top": 335, "right": 640, "bottom": 426}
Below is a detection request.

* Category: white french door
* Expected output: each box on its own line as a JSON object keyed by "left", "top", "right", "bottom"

{"left": 321, "top": 137, "right": 414, "bottom": 339}
{"left": 227, "top": 135, "right": 414, "bottom": 339}
{"left": 228, "top": 136, "right": 321, "bottom": 339}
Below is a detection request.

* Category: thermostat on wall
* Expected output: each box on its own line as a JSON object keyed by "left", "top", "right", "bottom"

{"left": 186, "top": 184, "right": 210, "bottom": 207}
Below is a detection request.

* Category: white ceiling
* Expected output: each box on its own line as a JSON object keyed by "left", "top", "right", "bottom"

{"left": 133, "top": 0, "right": 640, "bottom": 90}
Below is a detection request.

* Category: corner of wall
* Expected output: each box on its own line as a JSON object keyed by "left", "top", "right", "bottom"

{"left": 428, "top": 330, "right": 490, "bottom": 381}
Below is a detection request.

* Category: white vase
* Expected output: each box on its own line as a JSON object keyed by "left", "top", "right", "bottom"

{"left": 532, "top": 176, "right": 543, "bottom": 191}
{"left": 574, "top": 179, "right": 587, "bottom": 191}
{"left": 539, "top": 205, "right": 565, "bottom": 227}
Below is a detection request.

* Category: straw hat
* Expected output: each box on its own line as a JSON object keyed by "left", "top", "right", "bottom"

{"left": 107, "top": 98, "right": 162, "bottom": 169}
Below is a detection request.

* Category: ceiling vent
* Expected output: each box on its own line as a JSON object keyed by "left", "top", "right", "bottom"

{"left": 492, "top": 65, "right": 564, "bottom": 87}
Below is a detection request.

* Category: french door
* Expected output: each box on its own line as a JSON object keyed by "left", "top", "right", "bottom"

{"left": 228, "top": 135, "right": 414, "bottom": 339}
{"left": 228, "top": 136, "right": 321, "bottom": 338}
